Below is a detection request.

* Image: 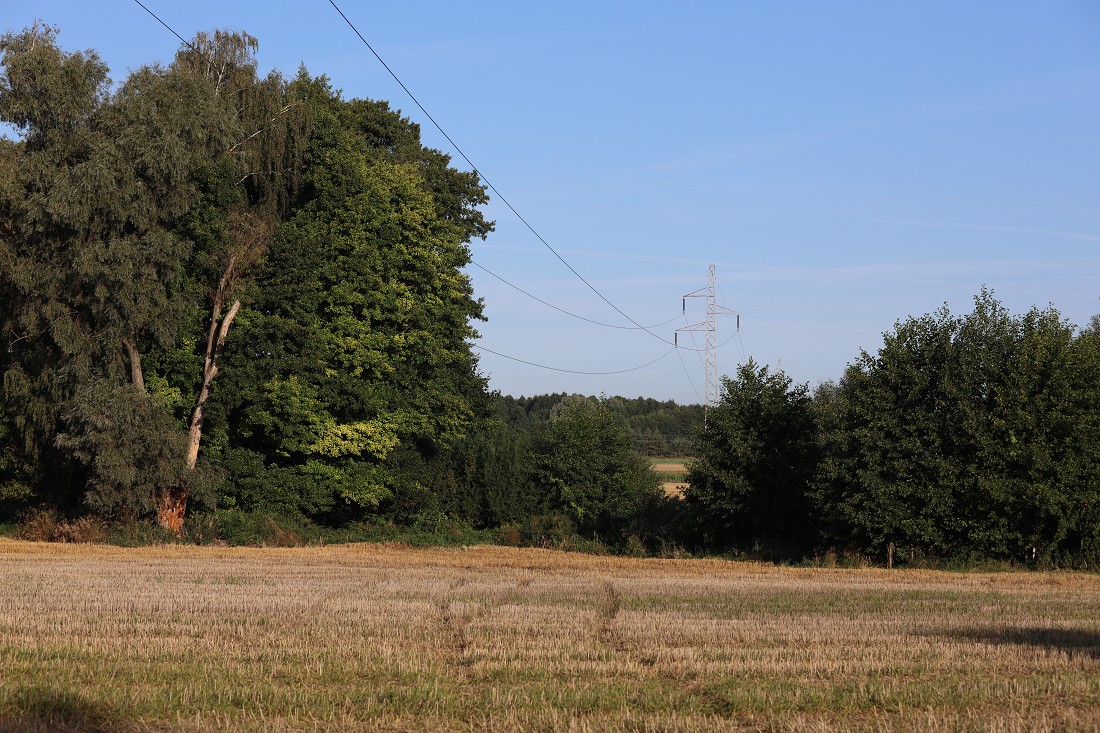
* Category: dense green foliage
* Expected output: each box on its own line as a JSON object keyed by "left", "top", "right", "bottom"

{"left": 0, "top": 27, "right": 196, "bottom": 515}
{"left": 813, "top": 290, "right": 1100, "bottom": 565}
{"left": 2, "top": 27, "right": 1098, "bottom": 566}
{"left": 496, "top": 393, "right": 703, "bottom": 456}
{"left": 204, "top": 79, "right": 489, "bottom": 521}
{"left": 534, "top": 398, "right": 662, "bottom": 538}
{"left": 0, "top": 26, "right": 491, "bottom": 528}
{"left": 684, "top": 360, "right": 818, "bottom": 557}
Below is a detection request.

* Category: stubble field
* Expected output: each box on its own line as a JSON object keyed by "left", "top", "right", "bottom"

{"left": 650, "top": 460, "right": 689, "bottom": 498}
{"left": 2, "top": 539, "right": 1099, "bottom": 732}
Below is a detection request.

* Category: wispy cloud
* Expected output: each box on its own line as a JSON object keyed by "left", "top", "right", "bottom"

{"left": 875, "top": 219, "right": 1100, "bottom": 244}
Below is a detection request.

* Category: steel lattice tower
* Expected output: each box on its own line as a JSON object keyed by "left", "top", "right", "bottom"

{"left": 676, "top": 264, "right": 737, "bottom": 413}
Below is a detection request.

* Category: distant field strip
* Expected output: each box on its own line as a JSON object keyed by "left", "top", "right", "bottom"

{"left": 651, "top": 459, "right": 688, "bottom": 497}
{"left": 2, "top": 540, "right": 1099, "bottom": 731}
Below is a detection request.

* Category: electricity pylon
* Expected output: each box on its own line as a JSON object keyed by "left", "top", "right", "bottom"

{"left": 676, "top": 264, "right": 738, "bottom": 415}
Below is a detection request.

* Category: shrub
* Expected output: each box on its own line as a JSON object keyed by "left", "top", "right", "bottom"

{"left": 17, "top": 508, "right": 63, "bottom": 542}
{"left": 497, "top": 524, "right": 522, "bottom": 546}
{"left": 217, "top": 511, "right": 303, "bottom": 547}
{"left": 519, "top": 512, "right": 577, "bottom": 549}
{"left": 16, "top": 509, "right": 107, "bottom": 543}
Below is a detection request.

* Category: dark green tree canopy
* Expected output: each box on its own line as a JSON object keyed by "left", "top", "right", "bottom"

{"left": 0, "top": 25, "right": 491, "bottom": 526}
{"left": 196, "top": 71, "right": 491, "bottom": 520}
{"left": 817, "top": 290, "right": 1100, "bottom": 563}
{"left": 0, "top": 25, "right": 234, "bottom": 515}
{"left": 532, "top": 397, "right": 661, "bottom": 539}
{"left": 685, "top": 360, "right": 819, "bottom": 555}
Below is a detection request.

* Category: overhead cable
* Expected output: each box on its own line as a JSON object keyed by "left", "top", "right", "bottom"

{"left": 674, "top": 347, "right": 703, "bottom": 403}
{"left": 470, "top": 343, "right": 673, "bottom": 374}
{"left": 130, "top": 1, "right": 700, "bottom": 393}
{"left": 472, "top": 345, "right": 675, "bottom": 375}
{"left": 325, "top": 0, "right": 677, "bottom": 347}
{"left": 715, "top": 273, "right": 748, "bottom": 362}
{"left": 471, "top": 260, "right": 681, "bottom": 331}
{"left": 132, "top": 0, "right": 190, "bottom": 46}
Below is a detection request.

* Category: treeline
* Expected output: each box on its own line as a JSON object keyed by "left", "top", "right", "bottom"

{"left": 688, "top": 293, "right": 1100, "bottom": 567}
{"left": 3, "top": 27, "right": 1099, "bottom": 568}
{"left": 495, "top": 394, "right": 702, "bottom": 456}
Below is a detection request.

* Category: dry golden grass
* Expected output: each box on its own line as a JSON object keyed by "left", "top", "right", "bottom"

{"left": 2, "top": 537, "right": 1099, "bottom": 732}
{"left": 651, "top": 461, "right": 688, "bottom": 498}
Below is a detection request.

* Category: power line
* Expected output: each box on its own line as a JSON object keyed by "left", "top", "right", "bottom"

{"left": 473, "top": 344, "right": 675, "bottom": 375}
{"left": 128, "top": 3, "right": 700, "bottom": 394}
{"left": 325, "top": 0, "right": 676, "bottom": 347}
{"left": 130, "top": 1, "right": 304, "bottom": 167}
{"left": 132, "top": 0, "right": 191, "bottom": 47}
{"left": 679, "top": 311, "right": 707, "bottom": 369}
{"left": 471, "top": 260, "right": 681, "bottom": 331}
{"left": 476, "top": 257, "right": 720, "bottom": 353}
{"left": 674, "top": 347, "right": 703, "bottom": 404}
{"left": 132, "top": 0, "right": 683, "bottom": 352}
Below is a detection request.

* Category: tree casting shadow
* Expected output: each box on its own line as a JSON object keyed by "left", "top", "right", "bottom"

{"left": 0, "top": 685, "right": 120, "bottom": 733}
{"left": 940, "top": 626, "right": 1100, "bottom": 660}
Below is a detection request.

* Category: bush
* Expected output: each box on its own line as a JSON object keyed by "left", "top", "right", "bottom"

{"left": 519, "top": 512, "right": 577, "bottom": 548}
{"left": 510, "top": 513, "right": 610, "bottom": 554}
{"left": 497, "top": 524, "right": 521, "bottom": 546}
{"left": 104, "top": 521, "right": 179, "bottom": 547}
{"left": 16, "top": 508, "right": 107, "bottom": 543}
{"left": 180, "top": 513, "right": 222, "bottom": 545}
{"left": 217, "top": 511, "right": 304, "bottom": 547}
{"left": 16, "top": 508, "right": 61, "bottom": 542}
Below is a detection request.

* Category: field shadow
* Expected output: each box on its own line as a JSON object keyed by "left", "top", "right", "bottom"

{"left": 0, "top": 686, "right": 121, "bottom": 733}
{"left": 938, "top": 627, "right": 1100, "bottom": 660}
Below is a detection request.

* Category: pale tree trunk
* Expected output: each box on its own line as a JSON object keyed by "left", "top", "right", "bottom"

{"left": 187, "top": 298, "right": 241, "bottom": 470}
{"left": 155, "top": 213, "right": 268, "bottom": 534}
{"left": 156, "top": 280, "right": 241, "bottom": 533}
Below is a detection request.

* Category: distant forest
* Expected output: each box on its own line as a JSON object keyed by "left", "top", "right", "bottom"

{"left": 494, "top": 394, "right": 703, "bottom": 457}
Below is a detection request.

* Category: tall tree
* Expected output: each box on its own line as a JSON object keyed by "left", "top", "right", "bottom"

{"left": 150, "top": 32, "right": 314, "bottom": 530}
{"left": 819, "top": 290, "right": 1100, "bottom": 563}
{"left": 0, "top": 25, "right": 227, "bottom": 520}
{"left": 813, "top": 306, "right": 963, "bottom": 557}
{"left": 204, "top": 79, "right": 490, "bottom": 522}
{"left": 533, "top": 397, "right": 660, "bottom": 539}
{"left": 0, "top": 27, "right": 308, "bottom": 529}
{"left": 684, "top": 360, "right": 819, "bottom": 555}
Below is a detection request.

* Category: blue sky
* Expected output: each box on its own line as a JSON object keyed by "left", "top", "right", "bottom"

{"left": 5, "top": 2, "right": 1099, "bottom": 404}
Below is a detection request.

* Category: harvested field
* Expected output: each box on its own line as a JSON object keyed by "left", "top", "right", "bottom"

{"left": 651, "top": 460, "right": 688, "bottom": 498}
{"left": 2, "top": 539, "right": 1099, "bottom": 731}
